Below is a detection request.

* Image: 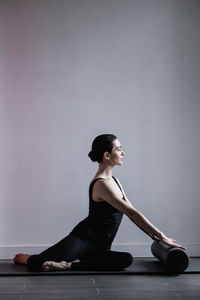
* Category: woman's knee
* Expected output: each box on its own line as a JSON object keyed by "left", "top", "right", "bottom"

{"left": 121, "top": 252, "right": 133, "bottom": 268}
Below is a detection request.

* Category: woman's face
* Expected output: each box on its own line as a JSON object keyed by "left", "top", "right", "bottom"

{"left": 109, "top": 138, "right": 125, "bottom": 166}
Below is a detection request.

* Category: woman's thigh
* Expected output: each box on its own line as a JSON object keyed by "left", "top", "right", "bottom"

{"left": 38, "top": 233, "right": 97, "bottom": 262}
{"left": 27, "top": 233, "right": 98, "bottom": 271}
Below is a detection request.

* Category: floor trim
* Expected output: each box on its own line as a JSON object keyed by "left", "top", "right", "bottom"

{"left": 0, "top": 242, "right": 199, "bottom": 259}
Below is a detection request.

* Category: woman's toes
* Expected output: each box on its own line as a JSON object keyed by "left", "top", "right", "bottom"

{"left": 42, "top": 261, "right": 52, "bottom": 271}
{"left": 13, "top": 254, "right": 30, "bottom": 265}
{"left": 42, "top": 261, "right": 50, "bottom": 267}
{"left": 43, "top": 265, "right": 49, "bottom": 271}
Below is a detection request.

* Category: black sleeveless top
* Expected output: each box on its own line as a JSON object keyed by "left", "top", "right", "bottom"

{"left": 71, "top": 176, "right": 126, "bottom": 248}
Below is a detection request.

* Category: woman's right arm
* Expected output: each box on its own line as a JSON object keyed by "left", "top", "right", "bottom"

{"left": 95, "top": 179, "right": 186, "bottom": 250}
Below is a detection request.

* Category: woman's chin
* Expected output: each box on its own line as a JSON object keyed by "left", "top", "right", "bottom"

{"left": 113, "top": 160, "right": 124, "bottom": 166}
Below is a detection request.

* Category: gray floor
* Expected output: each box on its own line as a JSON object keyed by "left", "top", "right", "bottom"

{"left": 0, "top": 274, "right": 200, "bottom": 300}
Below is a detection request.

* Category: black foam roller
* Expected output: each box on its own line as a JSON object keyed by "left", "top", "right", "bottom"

{"left": 151, "top": 241, "right": 189, "bottom": 273}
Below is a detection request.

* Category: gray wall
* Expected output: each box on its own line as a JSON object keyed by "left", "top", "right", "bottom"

{"left": 1, "top": 0, "right": 200, "bottom": 258}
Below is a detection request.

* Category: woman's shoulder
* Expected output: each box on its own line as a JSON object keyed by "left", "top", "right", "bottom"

{"left": 89, "top": 177, "right": 106, "bottom": 185}
{"left": 90, "top": 176, "right": 120, "bottom": 184}
{"left": 92, "top": 177, "right": 119, "bottom": 193}
{"left": 90, "top": 177, "right": 113, "bottom": 190}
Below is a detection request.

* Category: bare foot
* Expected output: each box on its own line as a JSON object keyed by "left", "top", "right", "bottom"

{"left": 42, "top": 260, "right": 72, "bottom": 272}
{"left": 13, "top": 254, "right": 30, "bottom": 265}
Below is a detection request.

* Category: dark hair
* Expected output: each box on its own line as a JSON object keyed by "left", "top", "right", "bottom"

{"left": 88, "top": 134, "right": 117, "bottom": 163}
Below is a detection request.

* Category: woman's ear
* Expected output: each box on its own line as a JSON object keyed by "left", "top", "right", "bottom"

{"left": 103, "top": 152, "right": 110, "bottom": 160}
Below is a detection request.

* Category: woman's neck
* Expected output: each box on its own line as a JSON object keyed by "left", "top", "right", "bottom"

{"left": 95, "top": 163, "right": 113, "bottom": 179}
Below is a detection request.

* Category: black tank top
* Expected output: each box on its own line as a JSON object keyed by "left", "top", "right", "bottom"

{"left": 71, "top": 176, "right": 125, "bottom": 247}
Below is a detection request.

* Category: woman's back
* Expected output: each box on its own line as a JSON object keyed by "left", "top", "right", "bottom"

{"left": 70, "top": 176, "right": 125, "bottom": 247}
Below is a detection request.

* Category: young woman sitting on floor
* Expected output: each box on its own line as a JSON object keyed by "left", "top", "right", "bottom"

{"left": 14, "top": 134, "right": 185, "bottom": 272}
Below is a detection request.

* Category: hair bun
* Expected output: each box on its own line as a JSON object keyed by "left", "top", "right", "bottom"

{"left": 88, "top": 134, "right": 117, "bottom": 163}
{"left": 88, "top": 150, "right": 98, "bottom": 162}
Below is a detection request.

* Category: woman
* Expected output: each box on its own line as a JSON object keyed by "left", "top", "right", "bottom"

{"left": 14, "top": 134, "right": 185, "bottom": 272}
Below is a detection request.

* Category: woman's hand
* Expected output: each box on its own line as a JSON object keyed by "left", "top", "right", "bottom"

{"left": 160, "top": 234, "right": 186, "bottom": 250}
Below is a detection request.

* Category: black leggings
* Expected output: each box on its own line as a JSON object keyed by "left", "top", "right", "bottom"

{"left": 27, "top": 233, "right": 133, "bottom": 272}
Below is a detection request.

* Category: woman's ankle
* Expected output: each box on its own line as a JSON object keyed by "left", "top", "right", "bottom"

{"left": 61, "top": 261, "right": 72, "bottom": 270}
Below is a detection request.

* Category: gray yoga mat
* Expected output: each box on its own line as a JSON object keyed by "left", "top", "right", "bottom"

{"left": 0, "top": 257, "right": 199, "bottom": 276}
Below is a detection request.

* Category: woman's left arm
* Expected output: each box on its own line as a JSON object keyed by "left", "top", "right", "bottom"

{"left": 115, "top": 178, "right": 186, "bottom": 250}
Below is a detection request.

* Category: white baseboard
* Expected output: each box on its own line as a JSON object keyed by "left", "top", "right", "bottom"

{"left": 112, "top": 242, "right": 200, "bottom": 257}
{"left": 0, "top": 242, "right": 199, "bottom": 259}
